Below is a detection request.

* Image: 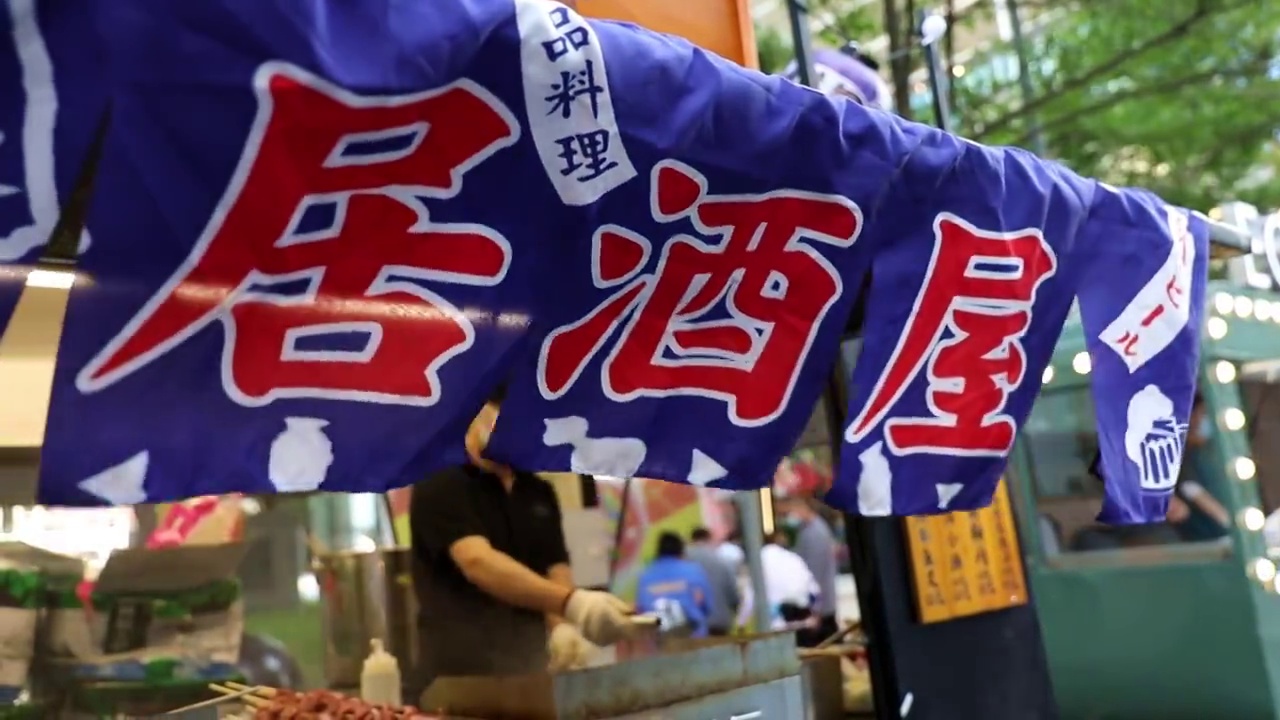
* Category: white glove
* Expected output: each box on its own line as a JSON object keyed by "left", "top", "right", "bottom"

{"left": 547, "top": 623, "right": 596, "bottom": 672}
{"left": 563, "top": 589, "right": 636, "bottom": 647}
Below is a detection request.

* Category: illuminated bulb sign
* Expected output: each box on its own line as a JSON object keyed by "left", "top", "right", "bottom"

{"left": 1222, "top": 201, "right": 1280, "bottom": 291}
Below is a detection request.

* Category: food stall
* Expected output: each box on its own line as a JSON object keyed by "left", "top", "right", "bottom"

{"left": 1008, "top": 202, "right": 1280, "bottom": 719}
{"left": 0, "top": 0, "right": 1255, "bottom": 718}
{"left": 276, "top": 2, "right": 823, "bottom": 717}
{"left": 308, "top": 511, "right": 812, "bottom": 719}
{"left": 0, "top": 499, "right": 250, "bottom": 717}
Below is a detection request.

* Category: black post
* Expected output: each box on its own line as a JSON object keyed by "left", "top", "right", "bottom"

{"left": 792, "top": 6, "right": 1058, "bottom": 717}
{"left": 785, "top": 0, "right": 817, "bottom": 86}
{"left": 917, "top": 10, "right": 952, "bottom": 132}
{"left": 782, "top": 4, "right": 903, "bottom": 707}
{"left": 826, "top": 350, "right": 902, "bottom": 720}
{"left": 1005, "top": 0, "right": 1046, "bottom": 155}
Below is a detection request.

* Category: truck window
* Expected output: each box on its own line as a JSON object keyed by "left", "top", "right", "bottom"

{"left": 1019, "top": 388, "right": 1105, "bottom": 554}
{"left": 1019, "top": 386, "right": 1228, "bottom": 555}
{"left": 1021, "top": 388, "right": 1099, "bottom": 501}
{"left": 1240, "top": 379, "right": 1280, "bottom": 515}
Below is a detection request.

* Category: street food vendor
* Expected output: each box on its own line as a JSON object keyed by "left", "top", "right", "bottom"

{"left": 409, "top": 385, "right": 636, "bottom": 696}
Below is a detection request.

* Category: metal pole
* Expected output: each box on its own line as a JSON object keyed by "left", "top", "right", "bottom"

{"left": 918, "top": 10, "right": 953, "bottom": 132}
{"left": 826, "top": 360, "right": 901, "bottom": 720}
{"left": 1005, "top": 0, "right": 1046, "bottom": 155}
{"left": 733, "top": 490, "right": 773, "bottom": 633}
{"left": 785, "top": 0, "right": 817, "bottom": 86}
{"left": 606, "top": 477, "right": 633, "bottom": 588}
{"left": 1203, "top": 214, "right": 1253, "bottom": 256}
{"left": 776, "top": 5, "right": 905, "bottom": 709}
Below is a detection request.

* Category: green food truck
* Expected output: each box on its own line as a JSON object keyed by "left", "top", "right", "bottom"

{"left": 1010, "top": 202, "right": 1280, "bottom": 719}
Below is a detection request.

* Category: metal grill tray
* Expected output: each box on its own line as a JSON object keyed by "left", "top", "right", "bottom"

{"left": 421, "top": 633, "right": 801, "bottom": 720}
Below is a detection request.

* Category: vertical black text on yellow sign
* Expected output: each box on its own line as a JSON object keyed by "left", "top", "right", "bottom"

{"left": 904, "top": 480, "right": 1028, "bottom": 624}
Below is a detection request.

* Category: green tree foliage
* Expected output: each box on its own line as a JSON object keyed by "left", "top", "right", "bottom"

{"left": 961, "top": 0, "right": 1279, "bottom": 210}
{"left": 756, "top": 25, "right": 793, "bottom": 74}
{"left": 754, "top": 0, "right": 878, "bottom": 74}
{"left": 757, "top": 0, "right": 1280, "bottom": 210}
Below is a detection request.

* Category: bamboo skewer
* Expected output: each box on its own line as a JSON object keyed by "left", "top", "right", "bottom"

{"left": 166, "top": 684, "right": 264, "bottom": 714}
{"left": 224, "top": 680, "right": 281, "bottom": 698}
{"left": 816, "top": 620, "right": 863, "bottom": 649}
{"left": 210, "top": 681, "right": 435, "bottom": 718}
{"left": 798, "top": 621, "right": 867, "bottom": 659}
{"left": 208, "top": 682, "right": 271, "bottom": 709}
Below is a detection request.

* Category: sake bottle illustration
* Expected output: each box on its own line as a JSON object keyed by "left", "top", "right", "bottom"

{"left": 269, "top": 417, "right": 334, "bottom": 493}
{"left": 856, "top": 441, "right": 894, "bottom": 516}
{"left": 543, "top": 416, "right": 647, "bottom": 478}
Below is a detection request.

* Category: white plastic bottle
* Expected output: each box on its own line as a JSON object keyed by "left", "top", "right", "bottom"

{"left": 360, "top": 638, "right": 402, "bottom": 705}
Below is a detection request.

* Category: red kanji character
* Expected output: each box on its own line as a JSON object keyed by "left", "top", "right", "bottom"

{"left": 849, "top": 214, "right": 1057, "bottom": 455}
{"left": 1165, "top": 276, "right": 1185, "bottom": 308}
{"left": 538, "top": 160, "right": 861, "bottom": 426}
{"left": 77, "top": 63, "right": 519, "bottom": 406}
{"left": 1099, "top": 206, "right": 1197, "bottom": 370}
{"left": 1116, "top": 302, "right": 1168, "bottom": 356}
{"left": 1165, "top": 209, "right": 1192, "bottom": 309}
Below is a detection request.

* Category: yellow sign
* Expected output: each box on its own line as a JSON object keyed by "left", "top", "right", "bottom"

{"left": 578, "top": 0, "right": 758, "bottom": 69}
{"left": 905, "top": 480, "right": 1028, "bottom": 624}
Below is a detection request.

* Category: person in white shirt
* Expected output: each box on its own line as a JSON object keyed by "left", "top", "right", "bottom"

{"left": 759, "top": 532, "right": 820, "bottom": 631}
{"left": 716, "top": 536, "right": 745, "bottom": 575}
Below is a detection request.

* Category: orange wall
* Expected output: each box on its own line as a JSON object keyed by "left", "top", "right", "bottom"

{"left": 578, "top": 0, "right": 758, "bottom": 68}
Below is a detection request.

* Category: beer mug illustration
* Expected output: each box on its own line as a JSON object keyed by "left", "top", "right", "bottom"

{"left": 856, "top": 441, "right": 894, "bottom": 516}
{"left": 1124, "top": 385, "right": 1185, "bottom": 494}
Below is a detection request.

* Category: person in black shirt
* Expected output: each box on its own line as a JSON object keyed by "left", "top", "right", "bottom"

{"left": 409, "top": 385, "right": 636, "bottom": 699}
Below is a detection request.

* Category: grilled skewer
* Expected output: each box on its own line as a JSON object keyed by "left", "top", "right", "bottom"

{"left": 209, "top": 682, "right": 439, "bottom": 719}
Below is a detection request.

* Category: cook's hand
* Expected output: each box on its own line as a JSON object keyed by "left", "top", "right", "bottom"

{"left": 547, "top": 623, "right": 596, "bottom": 672}
{"left": 563, "top": 590, "right": 636, "bottom": 646}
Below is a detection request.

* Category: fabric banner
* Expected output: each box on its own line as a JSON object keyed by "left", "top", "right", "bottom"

{"left": 832, "top": 169, "right": 1208, "bottom": 521}
{"left": 0, "top": 0, "right": 102, "bottom": 333}
{"left": 11, "top": 0, "right": 1205, "bottom": 523}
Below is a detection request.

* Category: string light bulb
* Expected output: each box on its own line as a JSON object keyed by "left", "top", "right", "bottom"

{"left": 1215, "top": 361, "right": 1237, "bottom": 384}
{"left": 1252, "top": 558, "right": 1276, "bottom": 584}
{"left": 1207, "top": 317, "right": 1229, "bottom": 339}
{"left": 1240, "top": 507, "right": 1266, "bottom": 532}
{"left": 1236, "top": 457, "right": 1257, "bottom": 480}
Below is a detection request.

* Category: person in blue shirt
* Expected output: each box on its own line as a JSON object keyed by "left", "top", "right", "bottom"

{"left": 635, "top": 532, "right": 713, "bottom": 637}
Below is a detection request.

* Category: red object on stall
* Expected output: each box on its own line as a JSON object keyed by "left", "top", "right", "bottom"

{"left": 147, "top": 495, "right": 245, "bottom": 548}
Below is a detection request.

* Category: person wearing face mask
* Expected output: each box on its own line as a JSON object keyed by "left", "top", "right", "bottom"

{"left": 778, "top": 496, "right": 840, "bottom": 647}
{"left": 408, "top": 384, "right": 637, "bottom": 700}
